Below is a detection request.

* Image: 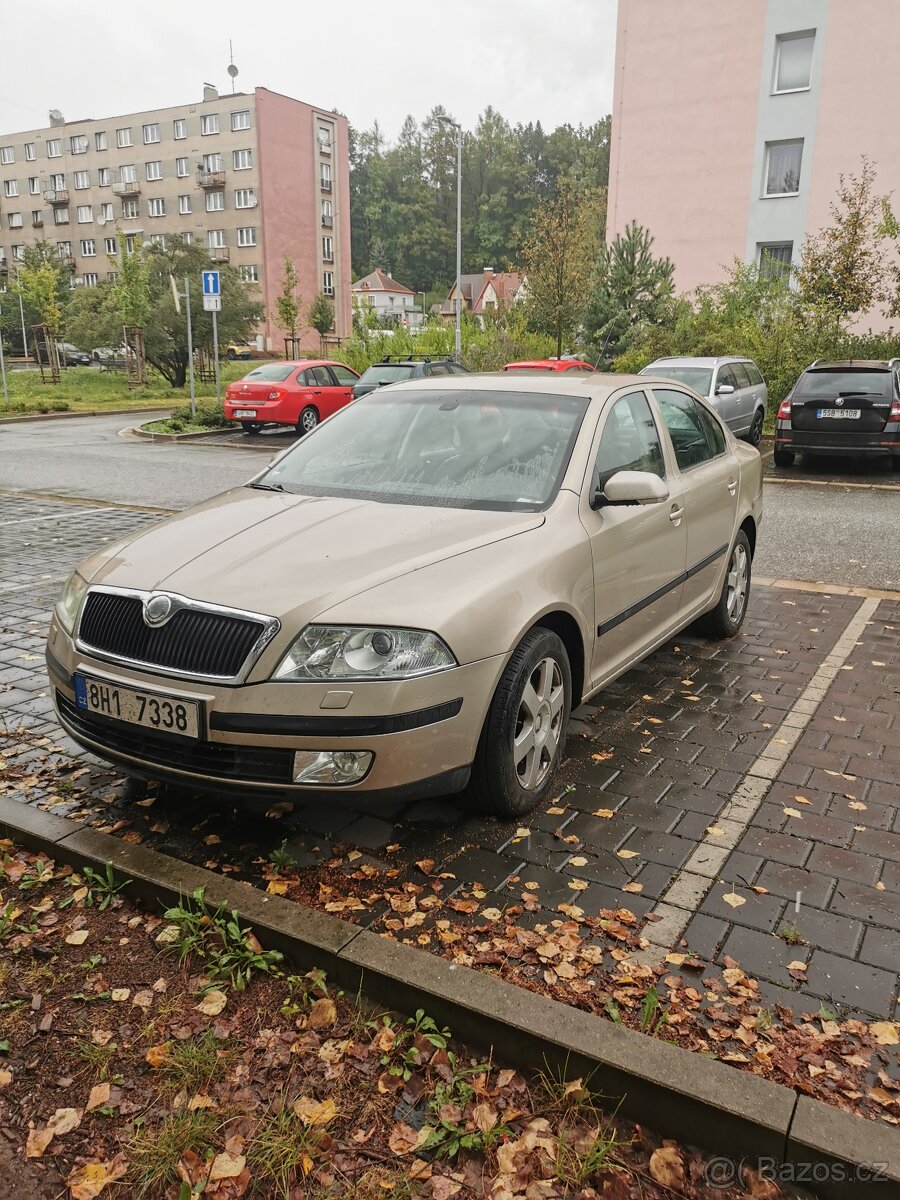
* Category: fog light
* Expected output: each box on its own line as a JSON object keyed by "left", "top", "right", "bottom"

{"left": 293, "top": 749, "right": 373, "bottom": 785}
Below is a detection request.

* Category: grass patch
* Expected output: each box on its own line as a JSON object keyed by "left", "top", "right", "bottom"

{"left": 246, "top": 1101, "right": 333, "bottom": 1199}
{"left": 128, "top": 1108, "right": 219, "bottom": 1196}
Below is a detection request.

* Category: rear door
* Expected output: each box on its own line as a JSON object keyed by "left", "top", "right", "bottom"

{"left": 745, "top": 361, "right": 767, "bottom": 422}
{"left": 731, "top": 362, "right": 754, "bottom": 432}
{"left": 306, "top": 364, "right": 344, "bottom": 419}
{"left": 651, "top": 387, "right": 738, "bottom": 616}
{"left": 582, "top": 389, "right": 687, "bottom": 685}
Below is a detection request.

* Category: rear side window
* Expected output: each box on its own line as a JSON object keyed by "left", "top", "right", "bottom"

{"left": 745, "top": 363, "right": 764, "bottom": 386}
{"left": 427, "top": 362, "right": 451, "bottom": 376}
{"left": 654, "top": 388, "right": 719, "bottom": 470}
{"left": 309, "top": 366, "right": 333, "bottom": 386}
{"left": 731, "top": 363, "right": 752, "bottom": 388}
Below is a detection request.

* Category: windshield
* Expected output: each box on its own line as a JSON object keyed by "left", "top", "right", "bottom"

{"left": 359, "top": 364, "right": 417, "bottom": 385}
{"left": 259, "top": 389, "right": 589, "bottom": 511}
{"left": 642, "top": 365, "right": 713, "bottom": 395}
{"left": 796, "top": 370, "right": 890, "bottom": 397}
{"left": 244, "top": 364, "right": 297, "bottom": 382}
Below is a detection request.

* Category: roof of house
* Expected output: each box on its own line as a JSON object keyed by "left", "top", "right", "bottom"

{"left": 351, "top": 268, "right": 415, "bottom": 296}
{"left": 440, "top": 270, "right": 525, "bottom": 314}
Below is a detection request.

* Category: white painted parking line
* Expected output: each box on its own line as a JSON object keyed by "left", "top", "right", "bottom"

{"left": 2, "top": 507, "right": 102, "bottom": 527}
{"left": 634, "top": 594, "right": 881, "bottom": 965}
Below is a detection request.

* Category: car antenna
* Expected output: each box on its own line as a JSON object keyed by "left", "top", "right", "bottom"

{"left": 590, "top": 328, "right": 614, "bottom": 374}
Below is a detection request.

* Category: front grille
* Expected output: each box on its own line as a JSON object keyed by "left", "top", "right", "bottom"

{"left": 57, "top": 692, "right": 294, "bottom": 785}
{"left": 78, "top": 590, "right": 267, "bottom": 678}
{"left": 791, "top": 405, "right": 887, "bottom": 434}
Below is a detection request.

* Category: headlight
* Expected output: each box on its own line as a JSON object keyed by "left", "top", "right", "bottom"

{"left": 273, "top": 625, "right": 456, "bottom": 682}
{"left": 55, "top": 572, "right": 89, "bottom": 635}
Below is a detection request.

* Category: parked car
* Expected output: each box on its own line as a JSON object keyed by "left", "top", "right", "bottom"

{"left": 47, "top": 373, "right": 761, "bottom": 817}
{"left": 225, "top": 341, "right": 253, "bottom": 361}
{"left": 352, "top": 355, "right": 469, "bottom": 398}
{"left": 35, "top": 341, "right": 91, "bottom": 367}
{"left": 502, "top": 359, "right": 594, "bottom": 374}
{"left": 774, "top": 359, "right": 900, "bottom": 468}
{"left": 640, "top": 356, "right": 768, "bottom": 445}
{"left": 224, "top": 360, "right": 360, "bottom": 435}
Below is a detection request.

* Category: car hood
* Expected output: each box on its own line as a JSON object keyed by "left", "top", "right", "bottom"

{"left": 81, "top": 487, "right": 544, "bottom": 629}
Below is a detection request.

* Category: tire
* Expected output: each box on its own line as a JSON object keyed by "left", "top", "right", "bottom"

{"left": 297, "top": 406, "right": 319, "bottom": 435}
{"left": 746, "top": 408, "right": 765, "bottom": 447}
{"left": 699, "top": 530, "right": 752, "bottom": 639}
{"left": 892, "top": 457, "right": 900, "bottom": 472}
{"left": 773, "top": 448, "right": 794, "bottom": 468}
{"left": 240, "top": 421, "right": 261, "bottom": 435}
{"left": 227, "top": 349, "right": 236, "bottom": 360}
{"left": 468, "top": 627, "right": 572, "bottom": 818}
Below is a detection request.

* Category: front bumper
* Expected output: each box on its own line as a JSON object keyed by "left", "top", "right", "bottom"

{"left": 46, "top": 617, "right": 504, "bottom": 799}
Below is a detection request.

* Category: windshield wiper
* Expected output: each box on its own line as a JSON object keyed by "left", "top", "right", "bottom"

{"left": 837, "top": 390, "right": 879, "bottom": 397}
{"left": 250, "top": 481, "right": 288, "bottom": 492}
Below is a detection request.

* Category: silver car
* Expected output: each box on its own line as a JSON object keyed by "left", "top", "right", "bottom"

{"left": 640, "top": 356, "right": 768, "bottom": 445}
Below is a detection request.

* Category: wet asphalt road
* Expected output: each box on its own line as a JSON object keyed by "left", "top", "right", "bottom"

{"left": 1, "top": 413, "right": 898, "bottom": 590}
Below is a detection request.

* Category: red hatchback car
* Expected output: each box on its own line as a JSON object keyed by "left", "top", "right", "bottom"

{"left": 501, "top": 359, "right": 593, "bottom": 374}
{"left": 224, "top": 360, "right": 361, "bottom": 435}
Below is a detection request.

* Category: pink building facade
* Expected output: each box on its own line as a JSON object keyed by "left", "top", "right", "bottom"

{"left": 608, "top": 0, "right": 900, "bottom": 313}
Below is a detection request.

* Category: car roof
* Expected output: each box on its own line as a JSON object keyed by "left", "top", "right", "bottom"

{"left": 371, "top": 372, "right": 645, "bottom": 399}
{"left": 642, "top": 356, "right": 753, "bottom": 368}
{"left": 806, "top": 360, "right": 893, "bottom": 370}
{"left": 267, "top": 360, "right": 345, "bottom": 369}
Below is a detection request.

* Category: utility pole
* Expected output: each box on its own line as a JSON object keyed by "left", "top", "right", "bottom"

{"left": 437, "top": 115, "right": 462, "bottom": 362}
{"left": 185, "top": 277, "right": 196, "bottom": 419}
{"left": 18, "top": 292, "right": 28, "bottom": 358}
{"left": 0, "top": 304, "right": 9, "bottom": 406}
{"left": 212, "top": 308, "right": 220, "bottom": 406}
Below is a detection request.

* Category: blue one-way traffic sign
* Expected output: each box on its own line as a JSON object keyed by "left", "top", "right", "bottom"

{"left": 201, "top": 270, "right": 221, "bottom": 297}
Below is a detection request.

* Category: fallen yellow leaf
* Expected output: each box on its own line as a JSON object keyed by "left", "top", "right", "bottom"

{"left": 196, "top": 989, "right": 228, "bottom": 1017}
{"left": 110, "top": 988, "right": 130, "bottom": 1003}
{"left": 722, "top": 891, "right": 746, "bottom": 909}
{"left": 65, "top": 929, "right": 90, "bottom": 945}
{"left": 871, "top": 1022, "right": 899, "bottom": 1046}
{"left": 66, "top": 1155, "right": 128, "bottom": 1200}
{"left": 85, "top": 1083, "right": 110, "bottom": 1112}
{"left": 293, "top": 1096, "right": 337, "bottom": 1126}
{"left": 266, "top": 880, "right": 288, "bottom": 895}
{"left": 209, "top": 1151, "right": 246, "bottom": 1180}
{"left": 307, "top": 997, "right": 337, "bottom": 1029}
{"left": 616, "top": 849, "right": 638, "bottom": 859}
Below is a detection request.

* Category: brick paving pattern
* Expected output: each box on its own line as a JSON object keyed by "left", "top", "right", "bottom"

{"left": 2, "top": 495, "right": 898, "bottom": 1021}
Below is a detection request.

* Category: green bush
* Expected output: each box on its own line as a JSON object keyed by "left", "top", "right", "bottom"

{"left": 169, "top": 399, "right": 230, "bottom": 429}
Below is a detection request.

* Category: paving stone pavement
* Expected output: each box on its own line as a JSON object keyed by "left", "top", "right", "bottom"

{"left": 2, "top": 495, "right": 898, "bottom": 1021}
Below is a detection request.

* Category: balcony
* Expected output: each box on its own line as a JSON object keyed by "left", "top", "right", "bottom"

{"left": 44, "top": 189, "right": 69, "bottom": 206}
{"left": 319, "top": 141, "right": 332, "bottom": 156}
{"left": 321, "top": 215, "right": 333, "bottom": 228}
{"left": 32, "top": 215, "right": 44, "bottom": 228}
{"left": 209, "top": 246, "right": 230, "bottom": 262}
{"left": 61, "top": 255, "right": 76, "bottom": 272}
{"left": 113, "top": 180, "right": 140, "bottom": 197}
{"left": 0, "top": 260, "right": 7, "bottom": 276}
{"left": 197, "top": 170, "right": 225, "bottom": 190}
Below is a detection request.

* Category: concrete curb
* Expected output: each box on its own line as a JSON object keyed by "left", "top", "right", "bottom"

{"left": 0, "top": 793, "right": 896, "bottom": 1197}
{"left": 0, "top": 406, "right": 172, "bottom": 425}
{"left": 129, "top": 424, "right": 235, "bottom": 444}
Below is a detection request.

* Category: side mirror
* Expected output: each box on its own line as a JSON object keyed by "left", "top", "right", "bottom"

{"left": 591, "top": 470, "right": 669, "bottom": 509}
{"left": 716, "top": 383, "right": 735, "bottom": 395}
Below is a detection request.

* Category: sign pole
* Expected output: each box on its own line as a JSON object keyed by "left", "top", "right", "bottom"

{"left": 185, "top": 277, "right": 196, "bottom": 420}
{"left": 212, "top": 307, "right": 220, "bottom": 407}
{"left": 18, "top": 293, "right": 28, "bottom": 358}
{"left": 0, "top": 305, "right": 9, "bottom": 407}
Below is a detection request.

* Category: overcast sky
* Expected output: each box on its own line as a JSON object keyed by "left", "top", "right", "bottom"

{"left": 0, "top": 0, "right": 618, "bottom": 139}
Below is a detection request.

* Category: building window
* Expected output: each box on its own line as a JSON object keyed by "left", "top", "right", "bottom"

{"left": 107, "top": 270, "right": 118, "bottom": 282}
{"left": 120, "top": 164, "right": 137, "bottom": 184}
{"left": 70, "top": 134, "right": 88, "bottom": 154}
{"left": 176, "top": 157, "right": 189, "bottom": 178}
{"left": 56, "top": 241, "right": 71, "bottom": 257}
{"left": 116, "top": 127, "right": 133, "bottom": 148}
{"left": 11, "top": 244, "right": 25, "bottom": 260}
{"left": 206, "top": 190, "right": 225, "bottom": 212}
{"left": 238, "top": 264, "right": 258, "bottom": 282}
{"left": 98, "top": 167, "right": 110, "bottom": 187}
{"left": 233, "top": 148, "right": 252, "bottom": 170}
{"left": 149, "top": 233, "right": 165, "bottom": 248}
{"left": 24, "top": 142, "right": 35, "bottom": 161}
{"left": 124, "top": 233, "right": 138, "bottom": 253}
{"left": 231, "top": 110, "right": 251, "bottom": 131}
{"left": 173, "top": 118, "right": 187, "bottom": 140}
{"left": 143, "top": 123, "right": 160, "bottom": 144}
{"left": 764, "top": 139, "right": 803, "bottom": 196}
{"left": 320, "top": 162, "right": 332, "bottom": 191}
{"left": 207, "top": 229, "right": 225, "bottom": 249}
{"left": 47, "top": 139, "right": 62, "bottom": 158}
{"left": 77, "top": 205, "right": 93, "bottom": 223}
{"left": 182, "top": 231, "right": 193, "bottom": 245}
{"left": 104, "top": 236, "right": 117, "bottom": 255}
{"left": 7, "top": 212, "right": 22, "bottom": 228}
{"left": 31, "top": 210, "right": 42, "bottom": 225}
{"left": 95, "top": 131, "right": 108, "bottom": 151}
{"left": 774, "top": 31, "right": 815, "bottom": 93}
{"left": 80, "top": 239, "right": 96, "bottom": 256}
{"left": 0, "top": 146, "right": 13, "bottom": 164}
{"left": 54, "top": 208, "right": 70, "bottom": 225}
{"left": 323, "top": 271, "right": 334, "bottom": 296}
{"left": 99, "top": 202, "right": 114, "bottom": 222}
{"left": 83, "top": 272, "right": 99, "bottom": 287}
{"left": 757, "top": 242, "right": 794, "bottom": 279}
{"left": 235, "top": 188, "right": 256, "bottom": 208}
{"left": 201, "top": 113, "right": 220, "bottom": 135}
{"left": 237, "top": 226, "right": 256, "bottom": 247}
{"left": 145, "top": 160, "right": 162, "bottom": 181}
{"left": 318, "top": 126, "right": 332, "bottom": 154}
{"left": 122, "top": 198, "right": 140, "bottom": 219}
{"left": 321, "top": 199, "right": 333, "bottom": 227}
{"left": 178, "top": 194, "right": 192, "bottom": 214}
{"left": 50, "top": 173, "right": 65, "bottom": 191}
{"left": 74, "top": 170, "right": 90, "bottom": 189}
{"left": 148, "top": 197, "right": 166, "bottom": 217}
{"left": 4, "top": 179, "right": 18, "bottom": 197}
{"left": 28, "top": 176, "right": 40, "bottom": 194}
{"left": 322, "top": 235, "right": 334, "bottom": 261}
{"left": 203, "top": 152, "right": 223, "bottom": 173}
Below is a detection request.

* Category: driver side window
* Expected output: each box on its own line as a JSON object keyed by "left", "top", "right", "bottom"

{"left": 593, "top": 391, "right": 665, "bottom": 493}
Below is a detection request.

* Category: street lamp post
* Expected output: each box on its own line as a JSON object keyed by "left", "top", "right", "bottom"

{"left": 437, "top": 116, "right": 462, "bottom": 362}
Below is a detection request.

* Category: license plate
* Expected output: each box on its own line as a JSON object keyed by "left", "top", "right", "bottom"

{"left": 233, "top": 409, "right": 257, "bottom": 418}
{"left": 74, "top": 675, "right": 200, "bottom": 739}
{"left": 817, "top": 408, "right": 860, "bottom": 419}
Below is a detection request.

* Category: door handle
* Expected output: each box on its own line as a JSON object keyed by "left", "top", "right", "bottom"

{"left": 668, "top": 506, "right": 684, "bottom": 524}
{"left": 727, "top": 478, "right": 737, "bottom": 496}
{"left": 312, "top": 389, "right": 322, "bottom": 395}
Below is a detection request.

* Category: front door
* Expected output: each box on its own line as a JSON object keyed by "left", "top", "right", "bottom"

{"left": 651, "top": 387, "right": 738, "bottom": 614}
{"left": 581, "top": 389, "right": 688, "bottom": 686}
{"left": 712, "top": 363, "right": 742, "bottom": 433}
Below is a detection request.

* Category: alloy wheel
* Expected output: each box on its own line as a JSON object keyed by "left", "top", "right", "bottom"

{"left": 726, "top": 542, "right": 749, "bottom": 622}
{"left": 513, "top": 656, "right": 565, "bottom": 790}
{"left": 301, "top": 409, "right": 318, "bottom": 433}
{"left": 750, "top": 410, "right": 764, "bottom": 445}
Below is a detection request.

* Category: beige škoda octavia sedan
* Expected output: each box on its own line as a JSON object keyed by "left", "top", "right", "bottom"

{"left": 47, "top": 374, "right": 762, "bottom": 817}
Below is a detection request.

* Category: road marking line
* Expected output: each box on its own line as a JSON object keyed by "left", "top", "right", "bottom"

{"left": 1, "top": 508, "right": 103, "bottom": 527}
{"left": 764, "top": 476, "right": 900, "bottom": 492}
{"left": 634, "top": 594, "right": 881, "bottom": 965}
